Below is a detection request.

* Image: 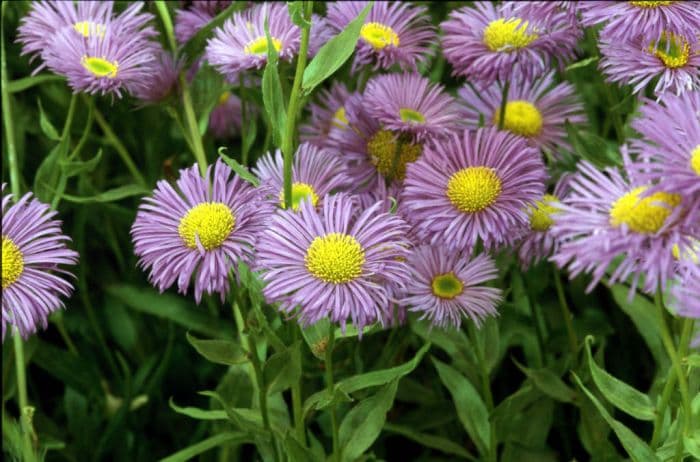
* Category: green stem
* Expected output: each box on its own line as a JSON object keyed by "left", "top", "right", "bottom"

{"left": 497, "top": 80, "right": 510, "bottom": 131}
{"left": 325, "top": 327, "right": 340, "bottom": 462}
{"left": 654, "top": 291, "right": 691, "bottom": 462}
{"left": 553, "top": 268, "right": 578, "bottom": 359}
{"left": 93, "top": 105, "right": 147, "bottom": 187}
{"left": 281, "top": 1, "right": 313, "bottom": 208}
{"left": 2, "top": 0, "right": 20, "bottom": 199}
{"left": 468, "top": 323, "right": 496, "bottom": 462}
{"left": 50, "top": 94, "right": 78, "bottom": 210}
{"left": 291, "top": 327, "right": 306, "bottom": 446}
{"left": 525, "top": 286, "right": 547, "bottom": 368}
{"left": 13, "top": 328, "right": 35, "bottom": 462}
{"left": 155, "top": 1, "right": 178, "bottom": 53}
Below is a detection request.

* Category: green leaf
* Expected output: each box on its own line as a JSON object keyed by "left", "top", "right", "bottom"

{"left": 513, "top": 359, "right": 578, "bottom": 403}
{"left": 338, "top": 379, "right": 399, "bottom": 462}
{"left": 584, "top": 336, "right": 655, "bottom": 421}
{"left": 565, "top": 56, "right": 599, "bottom": 72}
{"left": 186, "top": 332, "right": 247, "bottom": 366}
{"left": 34, "top": 143, "right": 63, "bottom": 202}
{"left": 262, "top": 14, "right": 286, "bottom": 146}
{"left": 59, "top": 149, "right": 102, "bottom": 178}
{"left": 287, "top": 1, "right": 310, "bottom": 28}
{"left": 383, "top": 423, "right": 476, "bottom": 460}
{"left": 219, "top": 148, "right": 260, "bottom": 186}
{"left": 168, "top": 398, "right": 228, "bottom": 421}
{"left": 179, "top": 2, "right": 240, "bottom": 65}
{"left": 686, "top": 353, "right": 700, "bottom": 368}
{"left": 106, "top": 284, "right": 233, "bottom": 339}
{"left": 160, "top": 432, "right": 251, "bottom": 462}
{"left": 284, "top": 432, "right": 322, "bottom": 462}
{"left": 572, "top": 373, "right": 660, "bottom": 462}
{"left": 302, "top": 3, "right": 372, "bottom": 94}
{"left": 37, "top": 98, "right": 61, "bottom": 141}
{"left": 7, "top": 74, "right": 64, "bottom": 93}
{"left": 301, "top": 318, "right": 331, "bottom": 360}
{"left": 685, "top": 431, "right": 700, "bottom": 459}
{"left": 432, "top": 357, "right": 490, "bottom": 455}
{"left": 32, "top": 340, "right": 101, "bottom": 397}
{"left": 61, "top": 184, "right": 149, "bottom": 203}
{"left": 263, "top": 341, "right": 302, "bottom": 395}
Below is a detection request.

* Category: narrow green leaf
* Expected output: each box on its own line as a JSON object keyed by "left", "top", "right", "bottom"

{"left": 7, "top": 74, "right": 64, "bottom": 93}
{"left": 179, "top": 2, "right": 240, "bottom": 65}
{"left": 59, "top": 149, "right": 102, "bottom": 178}
{"left": 572, "top": 373, "right": 660, "bottom": 462}
{"left": 159, "top": 432, "right": 251, "bottom": 462}
{"left": 287, "top": 1, "right": 310, "bottom": 28}
{"left": 513, "top": 359, "right": 578, "bottom": 403}
{"left": 31, "top": 340, "right": 101, "bottom": 397}
{"left": 686, "top": 353, "right": 700, "bottom": 368}
{"left": 34, "top": 144, "right": 63, "bottom": 202}
{"left": 432, "top": 357, "right": 490, "bottom": 455}
{"left": 37, "top": 98, "right": 61, "bottom": 141}
{"left": 338, "top": 379, "right": 399, "bottom": 462}
{"left": 565, "top": 56, "right": 599, "bottom": 72}
{"left": 168, "top": 398, "right": 228, "bottom": 421}
{"left": 284, "top": 433, "right": 321, "bottom": 462}
{"left": 219, "top": 148, "right": 260, "bottom": 186}
{"left": 685, "top": 431, "right": 700, "bottom": 459}
{"left": 61, "top": 184, "right": 149, "bottom": 203}
{"left": 186, "top": 332, "right": 247, "bottom": 366}
{"left": 262, "top": 14, "right": 286, "bottom": 146}
{"left": 383, "top": 423, "right": 476, "bottom": 460}
{"left": 584, "top": 336, "right": 655, "bottom": 421}
{"left": 263, "top": 341, "right": 302, "bottom": 395}
{"left": 302, "top": 3, "right": 372, "bottom": 94}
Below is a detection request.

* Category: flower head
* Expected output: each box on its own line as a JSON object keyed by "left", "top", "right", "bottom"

{"left": 209, "top": 91, "right": 243, "bottom": 139}
{"left": 131, "top": 160, "right": 274, "bottom": 303}
{"left": 253, "top": 142, "right": 350, "bottom": 211}
{"left": 299, "top": 82, "right": 353, "bottom": 148}
{"left": 458, "top": 70, "right": 585, "bottom": 154}
{"left": 133, "top": 47, "right": 182, "bottom": 104}
{"left": 401, "top": 127, "right": 547, "bottom": 251}
{"left": 363, "top": 73, "right": 461, "bottom": 142}
{"left": 175, "top": 1, "right": 232, "bottom": 44}
{"left": 671, "top": 260, "right": 700, "bottom": 319}
{"left": 256, "top": 194, "right": 411, "bottom": 330}
{"left": 2, "top": 187, "right": 78, "bottom": 340}
{"left": 400, "top": 245, "right": 502, "bottom": 329}
{"left": 325, "top": 1, "right": 437, "bottom": 71}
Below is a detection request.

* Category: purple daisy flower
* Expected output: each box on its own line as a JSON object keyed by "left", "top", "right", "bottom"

{"left": 363, "top": 72, "right": 461, "bottom": 142}
{"left": 255, "top": 194, "right": 411, "bottom": 330}
{"left": 133, "top": 48, "right": 182, "bottom": 104}
{"left": 441, "top": 1, "right": 579, "bottom": 86}
{"left": 252, "top": 142, "right": 350, "bottom": 211}
{"left": 579, "top": 1, "right": 700, "bottom": 42}
{"left": 209, "top": 91, "right": 243, "bottom": 139}
{"left": 401, "top": 127, "right": 547, "bottom": 251}
{"left": 512, "top": 1, "right": 579, "bottom": 26}
{"left": 325, "top": 1, "right": 436, "bottom": 71}
{"left": 457, "top": 70, "right": 585, "bottom": 154}
{"left": 400, "top": 245, "right": 502, "bottom": 329}
{"left": 2, "top": 187, "right": 78, "bottom": 340}
{"left": 550, "top": 160, "right": 697, "bottom": 295}
{"left": 175, "top": 1, "right": 232, "bottom": 44}
{"left": 599, "top": 30, "right": 700, "bottom": 99}
{"left": 299, "top": 82, "right": 352, "bottom": 148}
{"left": 671, "top": 260, "right": 700, "bottom": 319}
{"left": 205, "top": 2, "right": 300, "bottom": 80}
{"left": 131, "top": 160, "right": 275, "bottom": 303}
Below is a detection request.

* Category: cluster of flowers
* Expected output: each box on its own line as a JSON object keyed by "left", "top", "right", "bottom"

{"left": 3, "top": 1, "right": 699, "bottom": 340}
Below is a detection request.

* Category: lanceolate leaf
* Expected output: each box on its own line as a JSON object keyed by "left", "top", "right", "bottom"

{"left": 186, "top": 332, "right": 248, "bottom": 366}
{"left": 262, "top": 14, "right": 286, "bottom": 146}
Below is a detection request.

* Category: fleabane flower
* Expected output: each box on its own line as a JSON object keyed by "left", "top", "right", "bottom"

{"left": 401, "top": 127, "right": 547, "bottom": 251}
{"left": 299, "top": 82, "right": 352, "bottom": 148}
{"left": 175, "top": 0, "right": 232, "bottom": 44}
{"left": 441, "top": 1, "right": 579, "bottom": 86}
{"left": 550, "top": 160, "right": 697, "bottom": 295}
{"left": 512, "top": 1, "right": 579, "bottom": 26}
{"left": 458, "top": 70, "right": 585, "bottom": 154}
{"left": 2, "top": 187, "right": 78, "bottom": 340}
{"left": 209, "top": 91, "right": 243, "bottom": 139}
{"left": 400, "top": 245, "right": 502, "bottom": 329}
{"left": 255, "top": 194, "right": 412, "bottom": 330}
{"left": 325, "top": 1, "right": 437, "bottom": 71}
{"left": 252, "top": 142, "right": 350, "bottom": 211}
{"left": 133, "top": 47, "right": 182, "bottom": 104}
{"left": 579, "top": 1, "right": 700, "bottom": 42}
{"left": 131, "top": 160, "right": 275, "bottom": 303}
{"left": 599, "top": 30, "right": 700, "bottom": 99}
{"left": 363, "top": 73, "right": 461, "bottom": 142}
{"left": 205, "top": 2, "right": 300, "bottom": 80}
{"left": 671, "top": 260, "right": 700, "bottom": 320}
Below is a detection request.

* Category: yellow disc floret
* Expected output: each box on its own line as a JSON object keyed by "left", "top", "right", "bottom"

{"left": 73, "top": 21, "right": 106, "bottom": 38}
{"left": 2, "top": 235, "right": 24, "bottom": 289}
{"left": 446, "top": 167, "right": 502, "bottom": 213}
{"left": 366, "top": 130, "right": 422, "bottom": 180}
{"left": 609, "top": 186, "right": 681, "bottom": 234}
{"left": 691, "top": 145, "right": 700, "bottom": 176}
{"left": 493, "top": 100, "right": 543, "bottom": 137}
{"left": 672, "top": 238, "right": 700, "bottom": 263}
{"left": 483, "top": 18, "right": 538, "bottom": 52}
{"left": 244, "top": 36, "right": 282, "bottom": 55}
{"left": 305, "top": 232, "right": 365, "bottom": 284}
{"left": 178, "top": 202, "right": 235, "bottom": 250}
{"left": 279, "top": 182, "right": 319, "bottom": 211}
{"left": 649, "top": 32, "right": 690, "bottom": 69}
{"left": 399, "top": 108, "right": 426, "bottom": 124}
{"left": 82, "top": 56, "right": 118, "bottom": 78}
{"left": 529, "top": 194, "right": 560, "bottom": 231}
{"left": 360, "top": 22, "right": 400, "bottom": 50}
{"left": 332, "top": 106, "right": 349, "bottom": 130}
{"left": 431, "top": 272, "right": 464, "bottom": 299}
{"left": 629, "top": 1, "right": 674, "bottom": 7}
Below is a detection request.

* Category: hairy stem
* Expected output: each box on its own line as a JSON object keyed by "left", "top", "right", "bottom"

{"left": 497, "top": 80, "right": 510, "bottom": 131}
{"left": 13, "top": 328, "right": 35, "bottom": 462}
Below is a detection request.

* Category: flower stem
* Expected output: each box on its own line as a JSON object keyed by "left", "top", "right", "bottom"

{"left": 50, "top": 94, "right": 78, "bottom": 210}
{"left": 553, "top": 268, "right": 578, "bottom": 359}
{"left": 281, "top": 1, "right": 313, "bottom": 208}
{"left": 468, "top": 323, "right": 496, "bottom": 462}
{"left": 291, "top": 327, "right": 306, "bottom": 446}
{"left": 93, "top": 105, "right": 147, "bottom": 187}
{"left": 497, "top": 80, "right": 510, "bottom": 131}
{"left": 325, "top": 327, "right": 340, "bottom": 462}
{"left": 13, "top": 328, "right": 35, "bottom": 462}
{"left": 2, "top": 0, "right": 20, "bottom": 199}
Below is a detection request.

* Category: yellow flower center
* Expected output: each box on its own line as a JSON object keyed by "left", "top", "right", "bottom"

{"left": 244, "top": 36, "right": 282, "bottom": 55}
{"left": 81, "top": 56, "right": 118, "bottom": 78}
{"left": 609, "top": 187, "right": 681, "bottom": 234}
{"left": 360, "top": 22, "right": 399, "bottom": 50}
{"left": 332, "top": 106, "right": 348, "bottom": 130}
{"left": 305, "top": 232, "right": 365, "bottom": 284}
{"left": 691, "top": 145, "right": 700, "bottom": 176}
{"left": 278, "top": 182, "right": 319, "bottom": 211}
{"left": 2, "top": 235, "right": 24, "bottom": 289}
{"left": 629, "top": 1, "right": 674, "bottom": 7}
{"left": 446, "top": 167, "right": 502, "bottom": 213}
{"left": 483, "top": 18, "right": 538, "bottom": 52}
{"left": 399, "top": 108, "right": 426, "bottom": 124}
{"left": 73, "top": 21, "right": 106, "bottom": 38}
{"left": 529, "top": 194, "right": 560, "bottom": 232}
{"left": 649, "top": 32, "right": 690, "bottom": 69}
{"left": 366, "top": 130, "right": 422, "bottom": 180}
{"left": 431, "top": 272, "right": 464, "bottom": 299}
{"left": 672, "top": 238, "right": 700, "bottom": 263}
{"left": 493, "top": 100, "right": 543, "bottom": 137}
{"left": 219, "top": 91, "right": 231, "bottom": 105}
{"left": 178, "top": 202, "right": 235, "bottom": 250}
